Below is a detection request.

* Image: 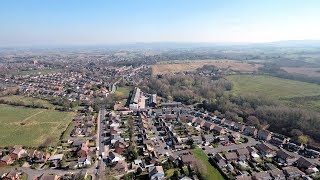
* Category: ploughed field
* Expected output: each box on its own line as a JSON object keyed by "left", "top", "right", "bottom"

{"left": 151, "top": 60, "right": 262, "bottom": 75}
{"left": 0, "top": 104, "right": 73, "bottom": 147}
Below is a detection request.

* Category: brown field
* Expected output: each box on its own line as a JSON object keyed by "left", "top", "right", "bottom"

{"left": 151, "top": 60, "right": 262, "bottom": 75}
{"left": 282, "top": 67, "right": 320, "bottom": 77}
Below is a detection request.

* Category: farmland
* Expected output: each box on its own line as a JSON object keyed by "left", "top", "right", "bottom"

{"left": 282, "top": 67, "right": 320, "bottom": 77}
{"left": 0, "top": 104, "right": 74, "bottom": 147}
{"left": 151, "top": 60, "right": 261, "bottom": 75}
{"left": 228, "top": 75, "right": 320, "bottom": 99}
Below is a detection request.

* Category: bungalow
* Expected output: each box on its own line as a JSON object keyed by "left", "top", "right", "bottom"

{"left": 234, "top": 122, "right": 246, "bottom": 132}
{"left": 269, "top": 168, "right": 286, "bottom": 180}
{"left": 236, "top": 148, "right": 250, "bottom": 160}
{"left": 212, "top": 126, "right": 226, "bottom": 135}
{"left": 275, "top": 150, "right": 296, "bottom": 166}
{"left": 224, "top": 152, "right": 238, "bottom": 162}
{"left": 0, "top": 155, "right": 14, "bottom": 167}
{"left": 283, "top": 166, "right": 305, "bottom": 179}
{"left": 257, "top": 130, "right": 272, "bottom": 141}
{"left": 255, "top": 144, "right": 275, "bottom": 157}
{"left": 244, "top": 126, "right": 258, "bottom": 136}
{"left": 295, "top": 157, "right": 318, "bottom": 174}
{"left": 149, "top": 166, "right": 165, "bottom": 180}
{"left": 252, "top": 171, "right": 272, "bottom": 180}
{"left": 27, "top": 150, "right": 49, "bottom": 163}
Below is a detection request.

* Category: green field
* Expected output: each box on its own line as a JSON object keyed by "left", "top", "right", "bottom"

{"left": 13, "top": 68, "right": 63, "bottom": 75}
{"left": 192, "top": 148, "right": 224, "bottom": 180}
{"left": 0, "top": 104, "right": 74, "bottom": 147}
{"left": 228, "top": 75, "right": 320, "bottom": 99}
{"left": 0, "top": 95, "right": 57, "bottom": 109}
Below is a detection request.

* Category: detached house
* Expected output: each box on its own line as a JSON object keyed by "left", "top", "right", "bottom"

{"left": 295, "top": 157, "right": 319, "bottom": 175}
{"left": 275, "top": 150, "right": 296, "bottom": 166}
{"left": 10, "top": 145, "right": 26, "bottom": 160}
{"left": 149, "top": 166, "right": 165, "bottom": 180}
{"left": 0, "top": 155, "right": 14, "bottom": 167}
{"left": 257, "top": 130, "right": 272, "bottom": 141}
{"left": 203, "top": 121, "right": 215, "bottom": 131}
{"left": 244, "top": 127, "right": 258, "bottom": 136}
{"left": 212, "top": 126, "right": 226, "bottom": 135}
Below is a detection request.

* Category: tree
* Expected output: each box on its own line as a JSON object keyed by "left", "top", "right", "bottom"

{"left": 298, "top": 135, "right": 309, "bottom": 145}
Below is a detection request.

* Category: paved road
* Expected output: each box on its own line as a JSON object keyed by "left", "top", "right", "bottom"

{"left": 96, "top": 108, "right": 107, "bottom": 179}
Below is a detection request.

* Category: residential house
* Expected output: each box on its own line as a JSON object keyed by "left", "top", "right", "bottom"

{"left": 38, "top": 173, "right": 61, "bottom": 180}
{"left": 295, "top": 157, "right": 319, "bottom": 175}
{"left": 213, "top": 153, "right": 227, "bottom": 168}
{"left": 257, "top": 130, "right": 272, "bottom": 141}
{"left": 10, "top": 145, "right": 26, "bottom": 159}
{"left": 275, "top": 150, "right": 296, "bottom": 166}
{"left": 48, "top": 154, "right": 64, "bottom": 168}
{"left": 108, "top": 151, "right": 125, "bottom": 163}
{"left": 234, "top": 122, "right": 246, "bottom": 132}
{"left": 180, "top": 153, "right": 196, "bottom": 166}
{"left": 224, "top": 152, "right": 238, "bottom": 162}
{"left": 269, "top": 168, "right": 286, "bottom": 180}
{"left": 255, "top": 144, "right": 275, "bottom": 157}
{"left": 252, "top": 171, "right": 272, "bottom": 180}
{"left": 114, "top": 140, "right": 127, "bottom": 154}
{"left": 203, "top": 121, "right": 215, "bottom": 131}
{"left": 244, "top": 126, "right": 258, "bottom": 136}
{"left": 77, "top": 140, "right": 89, "bottom": 158}
{"left": 236, "top": 148, "right": 250, "bottom": 160}
{"left": 223, "top": 119, "right": 235, "bottom": 128}
{"left": 283, "top": 166, "right": 305, "bottom": 179}
{"left": 0, "top": 155, "right": 14, "bottom": 167}
{"left": 149, "top": 166, "right": 165, "bottom": 180}
{"left": 1, "top": 170, "right": 20, "bottom": 180}
{"left": 113, "top": 160, "right": 128, "bottom": 174}
{"left": 212, "top": 126, "right": 226, "bottom": 135}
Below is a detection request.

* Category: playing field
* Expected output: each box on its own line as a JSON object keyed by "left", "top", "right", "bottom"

{"left": 151, "top": 60, "right": 261, "bottom": 75}
{"left": 228, "top": 75, "right": 320, "bottom": 99}
{"left": 0, "top": 104, "right": 74, "bottom": 147}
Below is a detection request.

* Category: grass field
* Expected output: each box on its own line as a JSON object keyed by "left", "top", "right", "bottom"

{"left": 0, "top": 104, "right": 74, "bottom": 147}
{"left": 13, "top": 68, "right": 63, "bottom": 75}
{"left": 228, "top": 75, "right": 320, "bottom": 99}
{"left": 0, "top": 95, "right": 57, "bottom": 109}
{"left": 151, "top": 60, "right": 261, "bottom": 75}
{"left": 192, "top": 148, "right": 224, "bottom": 180}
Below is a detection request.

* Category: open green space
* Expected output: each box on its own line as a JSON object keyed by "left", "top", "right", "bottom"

{"left": 228, "top": 75, "right": 320, "bottom": 99}
{"left": 0, "top": 104, "right": 74, "bottom": 147}
{"left": 0, "top": 95, "right": 57, "bottom": 109}
{"left": 13, "top": 68, "right": 63, "bottom": 75}
{"left": 191, "top": 148, "right": 224, "bottom": 180}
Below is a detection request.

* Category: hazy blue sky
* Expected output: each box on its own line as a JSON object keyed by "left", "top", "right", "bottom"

{"left": 1, "top": 0, "right": 320, "bottom": 46}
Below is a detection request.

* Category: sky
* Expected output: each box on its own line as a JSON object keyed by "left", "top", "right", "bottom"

{"left": 1, "top": 0, "right": 320, "bottom": 46}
